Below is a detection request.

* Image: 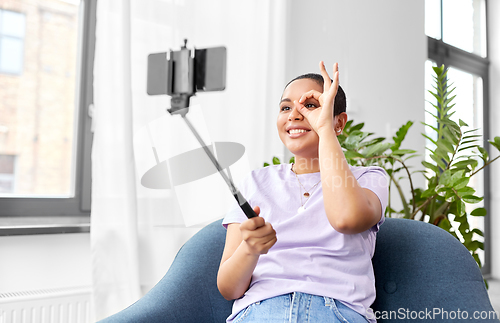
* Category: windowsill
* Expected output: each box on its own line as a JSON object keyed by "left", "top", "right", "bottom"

{"left": 0, "top": 216, "right": 90, "bottom": 236}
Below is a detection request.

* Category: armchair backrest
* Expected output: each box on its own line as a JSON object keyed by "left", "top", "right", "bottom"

{"left": 372, "top": 218, "right": 496, "bottom": 322}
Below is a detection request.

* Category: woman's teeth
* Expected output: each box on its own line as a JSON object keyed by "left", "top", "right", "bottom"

{"left": 289, "top": 129, "right": 308, "bottom": 134}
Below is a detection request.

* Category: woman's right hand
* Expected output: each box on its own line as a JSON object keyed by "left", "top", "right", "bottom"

{"left": 239, "top": 206, "right": 277, "bottom": 256}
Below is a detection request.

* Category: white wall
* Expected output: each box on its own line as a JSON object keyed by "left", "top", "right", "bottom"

{"left": 488, "top": 0, "right": 500, "bottom": 279}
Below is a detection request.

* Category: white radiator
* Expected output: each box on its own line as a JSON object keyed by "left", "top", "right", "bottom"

{"left": 0, "top": 286, "right": 91, "bottom": 323}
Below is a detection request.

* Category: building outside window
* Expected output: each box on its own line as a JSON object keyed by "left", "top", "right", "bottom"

{"left": 0, "top": 0, "right": 94, "bottom": 234}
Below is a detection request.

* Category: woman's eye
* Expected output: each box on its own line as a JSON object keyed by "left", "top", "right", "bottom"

{"left": 280, "top": 106, "right": 291, "bottom": 112}
{"left": 305, "top": 103, "right": 317, "bottom": 109}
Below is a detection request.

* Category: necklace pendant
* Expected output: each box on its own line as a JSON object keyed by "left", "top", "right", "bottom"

{"left": 303, "top": 192, "right": 310, "bottom": 197}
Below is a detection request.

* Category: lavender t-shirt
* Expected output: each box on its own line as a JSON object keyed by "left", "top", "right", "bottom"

{"left": 222, "top": 163, "right": 388, "bottom": 322}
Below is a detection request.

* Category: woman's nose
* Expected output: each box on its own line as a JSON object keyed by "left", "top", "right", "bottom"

{"left": 288, "top": 103, "right": 304, "bottom": 121}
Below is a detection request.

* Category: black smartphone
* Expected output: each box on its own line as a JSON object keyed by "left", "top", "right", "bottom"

{"left": 147, "top": 46, "right": 226, "bottom": 96}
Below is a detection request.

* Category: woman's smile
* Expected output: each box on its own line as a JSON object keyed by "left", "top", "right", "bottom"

{"left": 286, "top": 126, "right": 312, "bottom": 138}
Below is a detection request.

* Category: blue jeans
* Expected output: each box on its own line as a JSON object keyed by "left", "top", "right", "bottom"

{"left": 231, "top": 292, "right": 369, "bottom": 323}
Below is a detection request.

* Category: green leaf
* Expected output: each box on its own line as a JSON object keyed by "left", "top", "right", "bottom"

{"left": 452, "top": 159, "right": 478, "bottom": 171}
{"left": 452, "top": 177, "right": 469, "bottom": 190}
{"left": 343, "top": 120, "right": 354, "bottom": 131}
{"left": 488, "top": 136, "right": 500, "bottom": 151}
{"left": 391, "top": 121, "right": 413, "bottom": 151}
{"left": 463, "top": 134, "right": 482, "bottom": 139}
{"left": 471, "top": 207, "right": 487, "bottom": 217}
{"left": 438, "top": 217, "right": 452, "bottom": 231}
{"left": 442, "top": 122, "right": 461, "bottom": 138}
{"left": 436, "top": 140, "right": 455, "bottom": 154}
{"left": 344, "top": 130, "right": 371, "bottom": 150}
{"left": 477, "top": 147, "right": 489, "bottom": 162}
{"left": 263, "top": 162, "right": 270, "bottom": 167}
{"left": 464, "top": 127, "right": 480, "bottom": 133}
{"left": 289, "top": 156, "right": 295, "bottom": 164}
{"left": 391, "top": 149, "right": 417, "bottom": 156}
{"left": 442, "top": 127, "right": 459, "bottom": 146}
{"left": 472, "top": 228, "right": 484, "bottom": 237}
{"left": 456, "top": 200, "right": 466, "bottom": 215}
{"left": 422, "top": 133, "right": 437, "bottom": 146}
{"left": 344, "top": 150, "right": 365, "bottom": 160}
{"left": 433, "top": 64, "right": 445, "bottom": 75}
{"left": 459, "top": 139, "right": 479, "bottom": 147}
{"left": 436, "top": 185, "right": 451, "bottom": 197}
{"left": 474, "top": 254, "right": 483, "bottom": 268}
{"left": 336, "top": 133, "right": 347, "bottom": 144}
{"left": 465, "top": 240, "right": 480, "bottom": 252}
{"left": 456, "top": 186, "right": 476, "bottom": 198}
{"left": 350, "top": 122, "right": 365, "bottom": 132}
{"left": 458, "top": 145, "right": 479, "bottom": 153}
{"left": 459, "top": 119, "right": 469, "bottom": 127}
{"left": 430, "top": 153, "right": 447, "bottom": 170}
{"left": 433, "top": 147, "right": 451, "bottom": 163}
{"left": 421, "top": 187, "right": 436, "bottom": 198}
{"left": 404, "top": 154, "right": 420, "bottom": 161}
{"left": 422, "top": 161, "right": 440, "bottom": 173}
{"left": 422, "top": 122, "right": 439, "bottom": 133}
{"left": 450, "top": 170, "right": 465, "bottom": 183}
{"left": 363, "top": 142, "right": 392, "bottom": 157}
{"left": 360, "top": 137, "right": 385, "bottom": 148}
{"left": 462, "top": 195, "right": 483, "bottom": 204}
{"left": 444, "top": 190, "right": 457, "bottom": 202}
{"left": 272, "top": 157, "right": 281, "bottom": 165}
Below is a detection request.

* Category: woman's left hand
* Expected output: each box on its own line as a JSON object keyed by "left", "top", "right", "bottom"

{"left": 296, "top": 61, "right": 339, "bottom": 135}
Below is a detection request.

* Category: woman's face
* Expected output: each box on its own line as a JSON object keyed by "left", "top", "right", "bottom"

{"left": 277, "top": 78, "right": 323, "bottom": 158}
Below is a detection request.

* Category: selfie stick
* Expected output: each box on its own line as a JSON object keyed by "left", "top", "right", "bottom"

{"left": 167, "top": 94, "right": 257, "bottom": 219}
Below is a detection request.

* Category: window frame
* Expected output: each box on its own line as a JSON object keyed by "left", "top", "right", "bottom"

{"left": 426, "top": 0, "right": 491, "bottom": 275}
{"left": 0, "top": 0, "right": 96, "bottom": 235}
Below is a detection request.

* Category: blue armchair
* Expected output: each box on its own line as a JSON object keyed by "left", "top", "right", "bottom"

{"left": 100, "top": 218, "right": 499, "bottom": 322}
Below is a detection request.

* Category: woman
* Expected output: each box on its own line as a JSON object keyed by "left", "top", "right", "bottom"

{"left": 217, "top": 62, "right": 388, "bottom": 322}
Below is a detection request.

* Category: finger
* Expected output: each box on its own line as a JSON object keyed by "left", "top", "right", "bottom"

{"left": 252, "top": 222, "right": 275, "bottom": 239}
{"left": 319, "top": 61, "right": 331, "bottom": 92}
{"left": 241, "top": 216, "right": 265, "bottom": 231}
{"left": 253, "top": 205, "right": 260, "bottom": 216}
{"left": 298, "top": 90, "right": 322, "bottom": 104}
{"left": 294, "top": 100, "right": 311, "bottom": 118}
{"left": 328, "top": 65, "right": 339, "bottom": 98}
{"left": 260, "top": 237, "right": 278, "bottom": 254}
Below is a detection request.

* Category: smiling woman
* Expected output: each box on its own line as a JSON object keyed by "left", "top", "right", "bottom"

{"left": 217, "top": 62, "right": 389, "bottom": 322}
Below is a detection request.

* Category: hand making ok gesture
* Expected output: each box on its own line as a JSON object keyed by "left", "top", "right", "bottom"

{"left": 295, "top": 61, "right": 340, "bottom": 136}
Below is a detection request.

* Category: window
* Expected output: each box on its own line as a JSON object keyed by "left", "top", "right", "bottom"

{"left": 425, "top": 0, "right": 490, "bottom": 274}
{"left": 0, "top": 0, "right": 95, "bottom": 234}
{"left": 0, "top": 9, "right": 26, "bottom": 75}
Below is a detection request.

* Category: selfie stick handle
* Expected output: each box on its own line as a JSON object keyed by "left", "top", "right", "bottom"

{"left": 177, "top": 111, "right": 257, "bottom": 219}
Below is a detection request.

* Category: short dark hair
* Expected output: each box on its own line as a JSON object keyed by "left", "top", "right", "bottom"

{"left": 284, "top": 73, "right": 346, "bottom": 116}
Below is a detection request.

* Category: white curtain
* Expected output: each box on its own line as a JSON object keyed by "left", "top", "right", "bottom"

{"left": 90, "top": 0, "right": 287, "bottom": 320}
